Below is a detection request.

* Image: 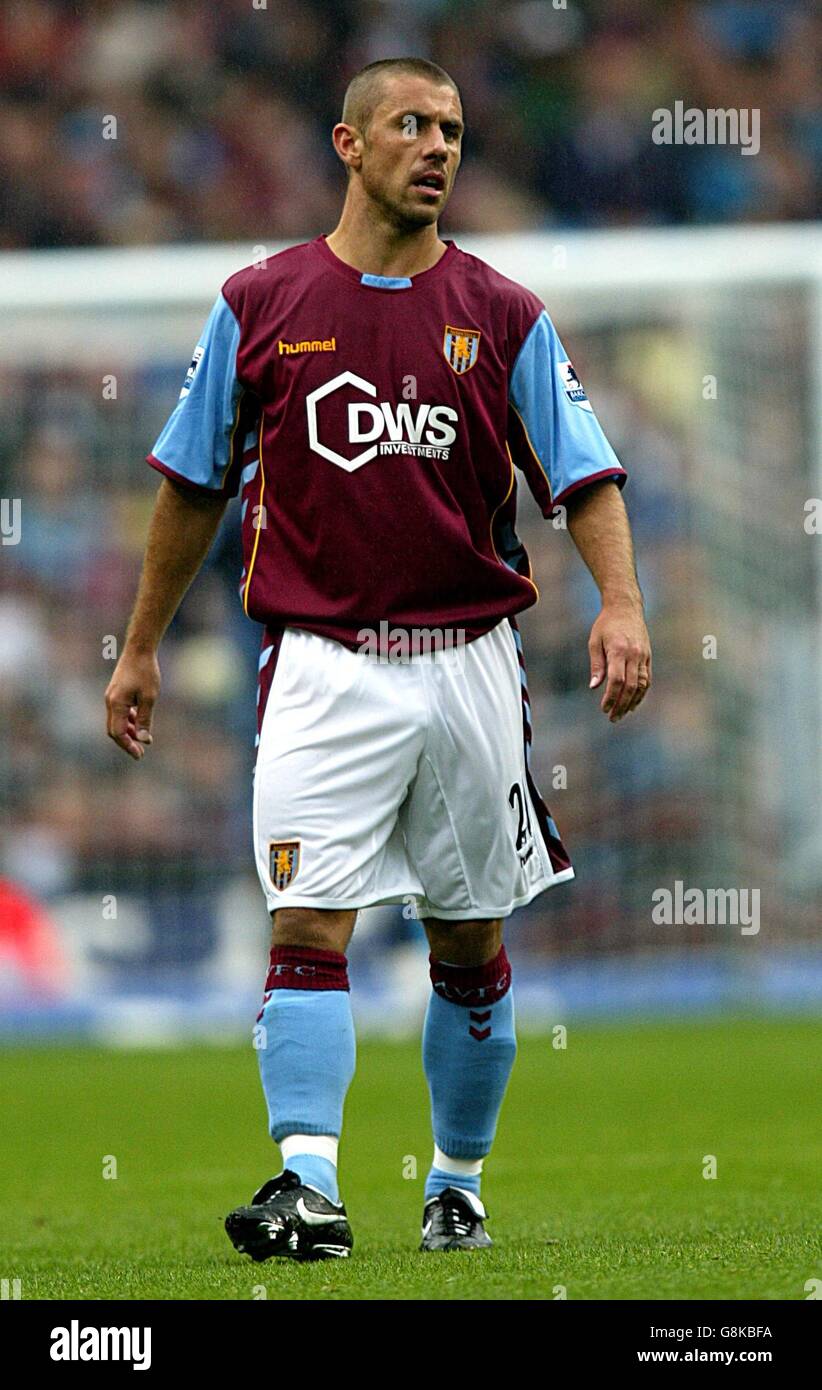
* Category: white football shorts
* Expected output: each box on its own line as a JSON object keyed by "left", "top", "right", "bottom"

{"left": 252, "top": 619, "right": 574, "bottom": 920}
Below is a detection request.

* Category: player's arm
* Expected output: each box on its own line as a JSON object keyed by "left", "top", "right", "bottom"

{"left": 508, "top": 304, "right": 650, "bottom": 723}
{"left": 565, "top": 479, "right": 651, "bottom": 722}
{"left": 105, "top": 288, "right": 248, "bottom": 760}
{"left": 105, "top": 479, "right": 229, "bottom": 759}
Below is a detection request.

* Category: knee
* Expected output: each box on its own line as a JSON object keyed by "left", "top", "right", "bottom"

{"left": 271, "top": 907, "right": 356, "bottom": 954}
{"left": 424, "top": 918, "right": 504, "bottom": 967}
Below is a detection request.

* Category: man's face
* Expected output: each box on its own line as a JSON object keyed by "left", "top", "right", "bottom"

{"left": 356, "top": 76, "right": 463, "bottom": 229}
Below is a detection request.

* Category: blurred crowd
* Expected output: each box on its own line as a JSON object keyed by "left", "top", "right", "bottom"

{"left": 1, "top": 309, "right": 818, "bottom": 988}
{"left": 1, "top": 0, "right": 819, "bottom": 995}
{"left": 0, "top": 0, "right": 819, "bottom": 250}
{"left": 0, "top": 315, "right": 772, "bottom": 976}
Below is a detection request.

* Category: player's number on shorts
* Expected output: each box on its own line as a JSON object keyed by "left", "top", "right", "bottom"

{"left": 508, "top": 781, "right": 533, "bottom": 855}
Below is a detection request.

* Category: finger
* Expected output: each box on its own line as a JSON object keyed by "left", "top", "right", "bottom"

{"left": 109, "top": 727, "right": 145, "bottom": 759}
{"left": 125, "top": 711, "right": 150, "bottom": 744}
{"left": 627, "top": 667, "right": 650, "bottom": 713}
{"left": 623, "top": 672, "right": 650, "bottom": 717}
{"left": 601, "top": 651, "right": 626, "bottom": 717}
{"left": 588, "top": 633, "right": 606, "bottom": 689}
{"left": 135, "top": 696, "right": 154, "bottom": 745}
{"left": 106, "top": 694, "right": 134, "bottom": 739}
{"left": 610, "top": 652, "right": 640, "bottom": 720}
{"left": 626, "top": 649, "right": 652, "bottom": 713}
{"left": 106, "top": 698, "right": 147, "bottom": 760}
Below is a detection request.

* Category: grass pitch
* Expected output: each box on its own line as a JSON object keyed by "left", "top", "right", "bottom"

{"left": 2, "top": 1019, "right": 819, "bottom": 1300}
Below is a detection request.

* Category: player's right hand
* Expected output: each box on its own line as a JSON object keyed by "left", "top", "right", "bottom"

{"left": 105, "top": 647, "right": 161, "bottom": 761}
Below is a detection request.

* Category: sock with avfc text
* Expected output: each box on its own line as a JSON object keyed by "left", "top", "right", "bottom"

{"left": 255, "top": 946, "right": 356, "bottom": 1205}
{"left": 422, "top": 945, "right": 516, "bottom": 1203}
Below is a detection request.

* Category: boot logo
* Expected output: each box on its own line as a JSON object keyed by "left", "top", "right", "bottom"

{"left": 295, "top": 1198, "right": 341, "bottom": 1226}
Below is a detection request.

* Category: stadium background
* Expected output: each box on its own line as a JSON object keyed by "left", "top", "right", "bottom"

{"left": 0, "top": 0, "right": 820, "bottom": 1043}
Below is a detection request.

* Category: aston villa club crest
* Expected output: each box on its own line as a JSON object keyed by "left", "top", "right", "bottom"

{"left": 443, "top": 324, "right": 481, "bottom": 375}
{"left": 269, "top": 840, "right": 300, "bottom": 891}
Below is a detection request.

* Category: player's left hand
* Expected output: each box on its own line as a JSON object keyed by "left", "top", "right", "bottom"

{"left": 587, "top": 600, "right": 652, "bottom": 722}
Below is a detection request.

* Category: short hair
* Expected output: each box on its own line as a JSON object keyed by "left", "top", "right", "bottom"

{"left": 341, "top": 58, "right": 460, "bottom": 136}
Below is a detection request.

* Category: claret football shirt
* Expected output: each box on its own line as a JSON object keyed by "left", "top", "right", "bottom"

{"left": 148, "top": 235, "right": 626, "bottom": 648}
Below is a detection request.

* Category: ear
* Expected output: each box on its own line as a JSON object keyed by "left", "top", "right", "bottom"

{"left": 332, "top": 122, "right": 364, "bottom": 172}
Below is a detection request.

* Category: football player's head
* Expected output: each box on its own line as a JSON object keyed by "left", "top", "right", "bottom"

{"left": 334, "top": 58, "right": 463, "bottom": 230}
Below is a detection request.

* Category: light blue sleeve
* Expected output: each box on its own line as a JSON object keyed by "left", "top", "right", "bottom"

{"left": 509, "top": 310, "right": 625, "bottom": 507}
{"left": 148, "top": 292, "right": 244, "bottom": 492}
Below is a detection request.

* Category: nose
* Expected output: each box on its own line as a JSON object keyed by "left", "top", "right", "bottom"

{"left": 422, "top": 122, "right": 449, "bottom": 161}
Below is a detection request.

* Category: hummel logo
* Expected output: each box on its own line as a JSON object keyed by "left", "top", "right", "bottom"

{"left": 295, "top": 1197, "right": 342, "bottom": 1227}
{"left": 279, "top": 337, "right": 337, "bottom": 356}
{"left": 422, "top": 1219, "right": 433, "bottom": 1238}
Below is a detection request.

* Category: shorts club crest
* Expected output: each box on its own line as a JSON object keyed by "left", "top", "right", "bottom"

{"left": 443, "top": 324, "right": 481, "bottom": 375}
{"left": 269, "top": 841, "right": 301, "bottom": 891}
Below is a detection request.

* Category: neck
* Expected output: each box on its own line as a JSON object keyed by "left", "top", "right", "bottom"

{"left": 325, "top": 196, "right": 447, "bottom": 278}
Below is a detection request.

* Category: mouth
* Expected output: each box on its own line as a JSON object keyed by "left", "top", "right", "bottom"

{"left": 411, "top": 171, "right": 446, "bottom": 198}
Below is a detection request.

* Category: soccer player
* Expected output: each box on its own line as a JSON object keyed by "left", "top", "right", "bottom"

{"left": 105, "top": 57, "right": 651, "bottom": 1260}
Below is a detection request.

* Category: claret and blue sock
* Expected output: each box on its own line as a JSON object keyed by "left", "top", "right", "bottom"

{"left": 422, "top": 944, "right": 516, "bottom": 1203}
{"left": 255, "top": 945, "right": 356, "bottom": 1204}
{"left": 253, "top": 939, "right": 516, "bottom": 1217}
